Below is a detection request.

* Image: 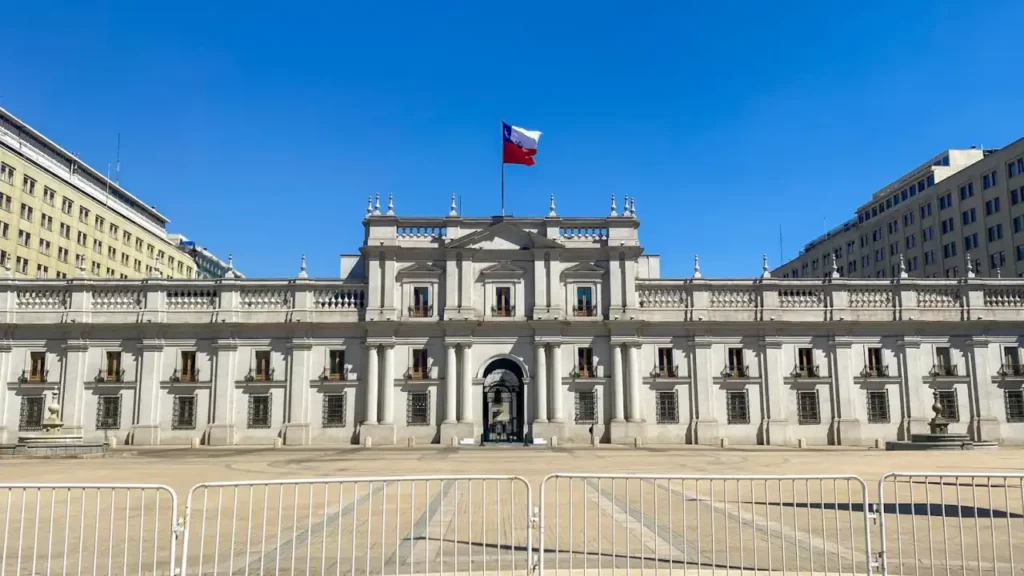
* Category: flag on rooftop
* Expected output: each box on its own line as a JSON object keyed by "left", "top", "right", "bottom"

{"left": 502, "top": 122, "right": 541, "bottom": 166}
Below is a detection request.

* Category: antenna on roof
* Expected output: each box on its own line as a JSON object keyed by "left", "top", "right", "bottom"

{"left": 779, "top": 224, "right": 783, "bottom": 268}
{"left": 115, "top": 132, "right": 121, "bottom": 183}
{"left": 105, "top": 162, "right": 111, "bottom": 206}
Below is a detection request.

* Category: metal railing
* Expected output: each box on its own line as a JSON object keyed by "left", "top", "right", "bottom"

{"left": 877, "top": 473, "right": 1024, "bottom": 576}
{"left": 179, "top": 475, "right": 532, "bottom": 576}
{"left": 0, "top": 483, "right": 179, "bottom": 576}
{"left": 538, "top": 473, "right": 874, "bottom": 575}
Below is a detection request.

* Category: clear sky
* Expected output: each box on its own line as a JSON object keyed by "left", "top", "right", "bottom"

{"left": 2, "top": 1, "right": 1022, "bottom": 278}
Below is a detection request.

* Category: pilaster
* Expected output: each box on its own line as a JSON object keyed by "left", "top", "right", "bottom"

{"left": 439, "top": 341, "right": 471, "bottom": 444}
{"left": 60, "top": 340, "right": 89, "bottom": 436}
{"left": 208, "top": 339, "right": 239, "bottom": 446}
{"left": 549, "top": 343, "right": 564, "bottom": 423}
{"left": 897, "top": 337, "right": 930, "bottom": 437}
{"left": 830, "top": 338, "right": 863, "bottom": 446}
{"left": 610, "top": 344, "right": 625, "bottom": 422}
{"left": 966, "top": 337, "right": 1001, "bottom": 442}
{"left": 380, "top": 344, "right": 395, "bottom": 425}
{"left": 131, "top": 340, "right": 164, "bottom": 446}
{"left": 691, "top": 337, "right": 720, "bottom": 446}
{"left": 761, "top": 338, "right": 792, "bottom": 446}
{"left": 626, "top": 344, "right": 642, "bottom": 422}
{"left": 534, "top": 343, "right": 548, "bottom": 423}
{"left": 460, "top": 343, "right": 474, "bottom": 424}
{"left": 0, "top": 341, "right": 12, "bottom": 444}
{"left": 283, "top": 339, "right": 313, "bottom": 446}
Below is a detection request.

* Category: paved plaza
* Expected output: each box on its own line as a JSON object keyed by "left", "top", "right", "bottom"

{"left": 2, "top": 446, "right": 1023, "bottom": 575}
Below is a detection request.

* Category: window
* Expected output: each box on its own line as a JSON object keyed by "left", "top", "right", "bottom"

{"left": 135, "top": 238, "right": 143, "bottom": 252}
{"left": 907, "top": 256, "right": 919, "bottom": 272}
{"left": 657, "top": 347, "right": 675, "bottom": 377}
{"left": 107, "top": 246, "right": 116, "bottom": 259}
{"left": 574, "top": 390, "right": 598, "bottom": 424}
{"left": 29, "top": 351, "right": 46, "bottom": 383}
{"left": 905, "top": 234, "right": 916, "bottom": 249}
{"left": 577, "top": 347, "right": 594, "bottom": 377}
{"left": 96, "top": 395, "right": 122, "bottom": 430}
{"left": 59, "top": 222, "right": 70, "bottom": 239}
{"left": 79, "top": 206, "right": 90, "bottom": 223}
{"left": 172, "top": 395, "right": 197, "bottom": 430}
{"left": 179, "top": 351, "right": 197, "bottom": 382}
{"left": 248, "top": 394, "right": 272, "bottom": 428}
{"left": 40, "top": 213, "right": 52, "bottom": 231}
{"left": 920, "top": 203, "right": 933, "bottom": 218}
{"left": 57, "top": 247, "right": 69, "bottom": 263}
{"left": 964, "top": 233, "right": 978, "bottom": 251}
{"left": 945, "top": 266, "right": 959, "bottom": 278}
{"left": 77, "top": 231, "right": 87, "bottom": 247}
{"left": 932, "top": 347, "right": 953, "bottom": 377}
{"left": 254, "top": 350, "right": 271, "bottom": 381}
{"left": 656, "top": 390, "right": 679, "bottom": 424}
{"left": 322, "top": 393, "right": 347, "bottom": 427}
{"left": 61, "top": 197, "right": 73, "bottom": 215}
{"left": 923, "top": 226, "right": 934, "bottom": 242}
{"left": 988, "top": 224, "right": 1004, "bottom": 242}
{"left": 37, "top": 238, "right": 50, "bottom": 256}
{"left": 19, "top": 396, "right": 45, "bottom": 431}
{"left": 797, "top": 390, "right": 820, "bottom": 425}
{"left": 983, "top": 170, "right": 997, "bottom": 190}
{"left": 120, "top": 253, "right": 129, "bottom": 266}
{"left": 42, "top": 187, "right": 55, "bottom": 206}
{"left": 939, "top": 192, "right": 952, "bottom": 210}
{"left": 727, "top": 348, "right": 746, "bottom": 377}
{"left": 959, "top": 182, "right": 974, "bottom": 200}
{"left": 797, "top": 347, "right": 815, "bottom": 376}
{"left": 866, "top": 390, "right": 890, "bottom": 423}
{"left": 328, "top": 350, "right": 346, "bottom": 380}
{"left": 1015, "top": 217, "right": 1024, "bottom": 234}
{"left": 146, "top": 244, "right": 154, "bottom": 258}
{"left": 872, "top": 229, "right": 882, "bottom": 242}
{"left": 726, "top": 390, "right": 750, "bottom": 424}
{"left": 0, "top": 192, "right": 9, "bottom": 212}
{"left": 943, "top": 242, "right": 958, "bottom": 259}
{"left": 574, "top": 286, "right": 594, "bottom": 316}
{"left": 123, "top": 230, "right": 132, "bottom": 246}
{"left": 19, "top": 203, "right": 32, "bottom": 222}
{"left": 991, "top": 251, "right": 1006, "bottom": 270}
{"left": 903, "top": 212, "right": 914, "bottom": 227}
{"left": 17, "top": 229, "right": 30, "bottom": 247}
{"left": 92, "top": 238, "right": 103, "bottom": 254}
{"left": 94, "top": 215, "right": 105, "bottom": 232}
{"left": 411, "top": 348, "right": 429, "bottom": 379}
{"left": 15, "top": 256, "right": 29, "bottom": 275}
{"left": 962, "top": 208, "right": 976, "bottom": 226}
{"left": 22, "top": 175, "right": 36, "bottom": 196}
{"left": 1015, "top": 189, "right": 1022, "bottom": 206}
{"left": 1003, "top": 346, "right": 1020, "bottom": 371}
{"left": 936, "top": 389, "right": 959, "bottom": 422}
{"left": 406, "top": 391, "right": 430, "bottom": 426}
{"left": 0, "top": 163, "right": 14, "bottom": 184}
{"left": 888, "top": 220, "right": 899, "bottom": 234}
{"left": 985, "top": 198, "right": 1001, "bottom": 215}
{"left": 941, "top": 218, "right": 955, "bottom": 235}
{"left": 494, "top": 286, "right": 512, "bottom": 316}
{"left": 105, "top": 351, "right": 123, "bottom": 382}
{"left": 412, "top": 286, "right": 430, "bottom": 317}
{"left": 1005, "top": 390, "right": 1024, "bottom": 423}
{"left": 91, "top": 262, "right": 101, "bottom": 275}
{"left": 889, "top": 242, "right": 898, "bottom": 256}
{"left": 867, "top": 347, "right": 884, "bottom": 376}
{"left": 0, "top": 221, "right": 7, "bottom": 239}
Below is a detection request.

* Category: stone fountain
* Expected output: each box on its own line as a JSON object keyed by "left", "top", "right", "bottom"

{"left": 8, "top": 392, "right": 109, "bottom": 457}
{"left": 886, "top": 391, "right": 998, "bottom": 451}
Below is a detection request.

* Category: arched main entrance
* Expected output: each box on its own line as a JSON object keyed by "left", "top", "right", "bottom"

{"left": 482, "top": 358, "right": 525, "bottom": 443}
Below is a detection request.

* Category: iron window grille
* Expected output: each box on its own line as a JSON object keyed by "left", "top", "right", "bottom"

{"left": 96, "top": 395, "right": 122, "bottom": 430}
{"left": 247, "top": 394, "right": 272, "bottom": 429}
{"left": 726, "top": 390, "right": 750, "bottom": 425}
{"left": 656, "top": 390, "right": 679, "bottom": 424}
{"left": 322, "top": 393, "right": 347, "bottom": 428}
{"left": 936, "top": 389, "right": 959, "bottom": 422}
{"left": 796, "top": 390, "right": 821, "bottom": 425}
{"left": 866, "top": 390, "right": 890, "bottom": 423}
{"left": 1005, "top": 390, "right": 1024, "bottom": 423}
{"left": 172, "top": 395, "right": 197, "bottom": 430}
{"left": 407, "top": 391, "right": 431, "bottom": 426}
{"left": 574, "top": 389, "right": 598, "bottom": 424}
{"left": 19, "top": 396, "right": 45, "bottom": 431}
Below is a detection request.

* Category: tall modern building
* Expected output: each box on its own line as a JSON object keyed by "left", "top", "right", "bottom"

{"left": 775, "top": 137, "right": 1024, "bottom": 280}
{"left": 0, "top": 107, "right": 196, "bottom": 279}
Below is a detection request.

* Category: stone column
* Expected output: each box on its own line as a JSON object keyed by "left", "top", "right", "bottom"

{"left": 0, "top": 341, "right": 11, "bottom": 444}
{"left": 380, "top": 345, "right": 395, "bottom": 425}
{"left": 283, "top": 339, "right": 313, "bottom": 445}
{"left": 692, "top": 338, "right": 720, "bottom": 445}
{"left": 549, "top": 343, "right": 564, "bottom": 422}
{"left": 611, "top": 344, "right": 625, "bottom": 422}
{"left": 60, "top": 340, "right": 89, "bottom": 436}
{"left": 966, "top": 338, "right": 1001, "bottom": 442}
{"left": 443, "top": 343, "right": 458, "bottom": 424}
{"left": 208, "top": 340, "right": 238, "bottom": 446}
{"left": 460, "top": 344, "right": 473, "bottom": 423}
{"left": 363, "top": 344, "right": 379, "bottom": 425}
{"left": 132, "top": 340, "right": 164, "bottom": 446}
{"left": 830, "top": 339, "right": 863, "bottom": 446}
{"left": 898, "top": 338, "right": 930, "bottom": 437}
{"left": 534, "top": 343, "right": 548, "bottom": 423}
{"left": 761, "top": 339, "right": 791, "bottom": 446}
{"left": 626, "top": 344, "right": 641, "bottom": 422}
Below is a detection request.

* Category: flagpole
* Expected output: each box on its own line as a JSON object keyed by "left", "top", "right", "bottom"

{"left": 500, "top": 120, "right": 505, "bottom": 216}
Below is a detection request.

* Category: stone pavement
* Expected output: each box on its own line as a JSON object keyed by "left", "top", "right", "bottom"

{"left": 1, "top": 445, "right": 1022, "bottom": 575}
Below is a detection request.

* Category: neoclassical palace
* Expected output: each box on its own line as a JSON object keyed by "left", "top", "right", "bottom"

{"left": 2, "top": 196, "right": 1024, "bottom": 447}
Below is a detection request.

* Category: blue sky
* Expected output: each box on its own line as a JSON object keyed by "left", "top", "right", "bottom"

{"left": 2, "top": 1, "right": 1022, "bottom": 278}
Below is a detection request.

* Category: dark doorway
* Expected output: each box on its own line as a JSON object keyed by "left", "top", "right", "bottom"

{"left": 482, "top": 358, "right": 525, "bottom": 443}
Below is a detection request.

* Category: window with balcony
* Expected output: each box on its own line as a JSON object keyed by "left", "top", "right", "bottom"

{"left": 327, "top": 350, "right": 346, "bottom": 380}
{"left": 1002, "top": 347, "right": 1022, "bottom": 376}
{"left": 29, "top": 352, "right": 46, "bottom": 383}
{"left": 96, "top": 395, "right": 122, "bottom": 430}
{"left": 172, "top": 395, "right": 197, "bottom": 430}
{"left": 795, "top": 347, "right": 817, "bottom": 377}
{"left": 796, "top": 390, "right": 820, "bottom": 425}
{"left": 655, "top": 390, "right": 679, "bottom": 424}
{"left": 933, "top": 347, "right": 955, "bottom": 376}
{"left": 657, "top": 347, "right": 676, "bottom": 377}
{"left": 574, "top": 286, "right": 594, "bottom": 317}
{"left": 493, "top": 286, "right": 513, "bottom": 317}
{"left": 866, "top": 390, "right": 890, "bottom": 423}
{"left": 411, "top": 348, "right": 429, "bottom": 379}
{"left": 726, "top": 390, "right": 750, "bottom": 424}
{"left": 576, "top": 347, "right": 594, "bottom": 377}
{"left": 726, "top": 348, "right": 746, "bottom": 377}
{"left": 248, "top": 394, "right": 272, "bottom": 428}
{"left": 178, "top": 351, "right": 197, "bottom": 382}
{"left": 865, "top": 347, "right": 886, "bottom": 377}
{"left": 411, "top": 287, "right": 431, "bottom": 317}
{"left": 254, "top": 350, "right": 272, "bottom": 381}
{"left": 104, "top": 351, "right": 123, "bottom": 382}
{"left": 322, "top": 393, "right": 347, "bottom": 427}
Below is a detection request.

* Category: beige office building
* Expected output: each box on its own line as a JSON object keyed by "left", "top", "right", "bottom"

{"left": 776, "top": 137, "right": 1024, "bottom": 280}
{"left": 0, "top": 107, "right": 196, "bottom": 279}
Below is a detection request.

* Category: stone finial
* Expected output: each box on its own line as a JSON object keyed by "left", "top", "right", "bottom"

{"left": 899, "top": 254, "right": 908, "bottom": 278}
{"left": 386, "top": 192, "right": 395, "bottom": 216}
{"left": 449, "top": 193, "right": 458, "bottom": 217}
{"left": 223, "top": 254, "right": 239, "bottom": 279}
{"left": 623, "top": 195, "right": 632, "bottom": 217}
{"left": 153, "top": 256, "right": 163, "bottom": 278}
{"left": 830, "top": 254, "right": 840, "bottom": 279}
{"left": 966, "top": 252, "right": 975, "bottom": 278}
{"left": 997, "top": 267, "right": 1002, "bottom": 278}
{"left": 761, "top": 254, "right": 771, "bottom": 279}
{"left": 630, "top": 196, "right": 637, "bottom": 217}
{"left": 297, "top": 253, "right": 308, "bottom": 279}
{"left": 373, "top": 192, "right": 381, "bottom": 216}
{"left": 77, "top": 261, "right": 88, "bottom": 278}
{"left": 609, "top": 194, "right": 617, "bottom": 217}
{"left": 366, "top": 195, "right": 373, "bottom": 216}
{"left": 693, "top": 254, "right": 702, "bottom": 279}
{"left": 548, "top": 194, "right": 557, "bottom": 217}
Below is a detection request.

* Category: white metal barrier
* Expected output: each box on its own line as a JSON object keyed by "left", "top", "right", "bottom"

{"left": 0, "top": 483, "right": 179, "bottom": 576}
{"left": 178, "top": 475, "right": 533, "bottom": 575}
{"left": 539, "top": 473, "right": 875, "bottom": 575}
{"left": 878, "top": 472, "right": 1024, "bottom": 576}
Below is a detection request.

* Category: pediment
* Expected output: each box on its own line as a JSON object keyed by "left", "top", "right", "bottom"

{"left": 447, "top": 222, "right": 563, "bottom": 251}
{"left": 396, "top": 261, "right": 443, "bottom": 279}
{"left": 561, "top": 261, "right": 606, "bottom": 280}
{"left": 480, "top": 261, "right": 526, "bottom": 280}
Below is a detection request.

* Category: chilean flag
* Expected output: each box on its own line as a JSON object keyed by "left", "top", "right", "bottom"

{"left": 502, "top": 122, "right": 541, "bottom": 166}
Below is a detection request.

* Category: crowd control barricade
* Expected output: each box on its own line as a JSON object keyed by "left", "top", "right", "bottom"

{"left": 0, "top": 483, "right": 179, "bottom": 576}
{"left": 179, "top": 475, "right": 533, "bottom": 575}
{"left": 538, "top": 473, "right": 875, "bottom": 575}
{"left": 878, "top": 472, "right": 1024, "bottom": 576}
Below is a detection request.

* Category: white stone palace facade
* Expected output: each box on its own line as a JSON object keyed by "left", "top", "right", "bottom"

{"left": 2, "top": 195, "right": 1024, "bottom": 447}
